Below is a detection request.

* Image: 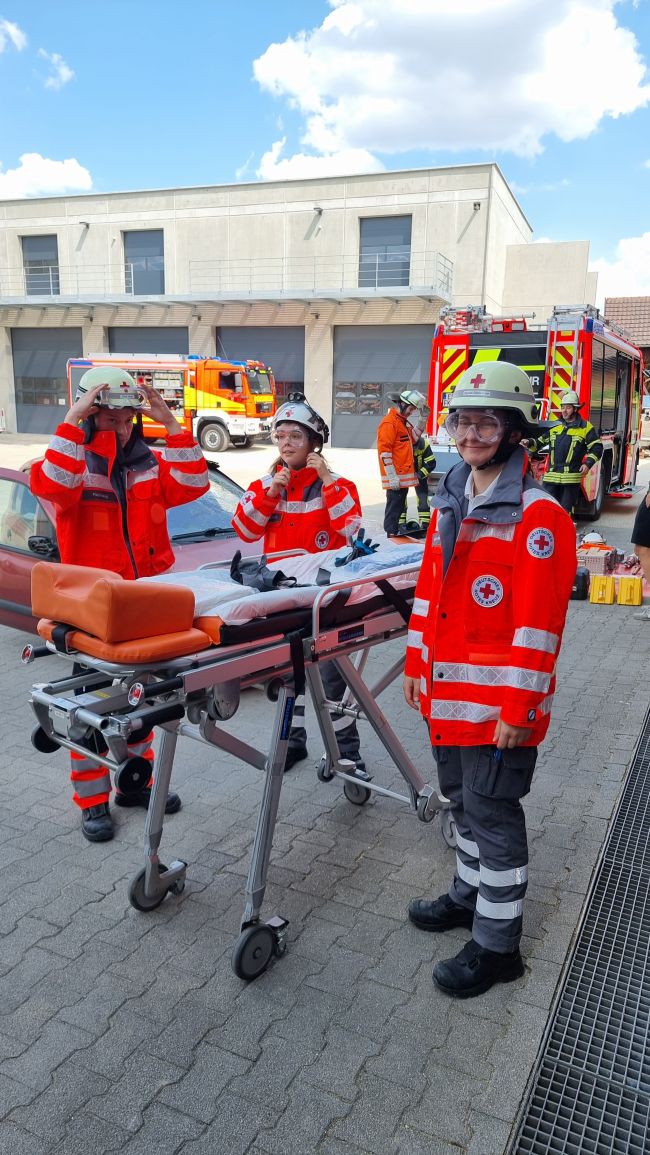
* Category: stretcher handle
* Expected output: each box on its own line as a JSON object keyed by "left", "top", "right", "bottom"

{"left": 126, "top": 702, "right": 185, "bottom": 735}
{"left": 138, "top": 675, "right": 185, "bottom": 698}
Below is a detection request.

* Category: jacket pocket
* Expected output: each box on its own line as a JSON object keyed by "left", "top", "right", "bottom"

{"left": 469, "top": 745, "right": 537, "bottom": 800}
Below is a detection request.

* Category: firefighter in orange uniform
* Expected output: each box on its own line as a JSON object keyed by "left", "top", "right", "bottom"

{"left": 30, "top": 365, "right": 209, "bottom": 842}
{"left": 404, "top": 362, "right": 576, "bottom": 998}
{"left": 232, "top": 392, "right": 366, "bottom": 773}
{"left": 377, "top": 390, "right": 426, "bottom": 535}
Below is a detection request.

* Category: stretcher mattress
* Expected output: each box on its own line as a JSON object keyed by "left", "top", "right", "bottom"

{"left": 31, "top": 543, "right": 424, "bottom": 663}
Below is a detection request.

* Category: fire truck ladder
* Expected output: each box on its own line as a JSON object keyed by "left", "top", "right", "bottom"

{"left": 547, "top": 309, "right": 582, "bottom": 415}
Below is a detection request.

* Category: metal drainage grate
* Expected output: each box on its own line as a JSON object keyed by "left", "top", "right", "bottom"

{"left": 510, "top": 708, "right": 650, "bottom": 1154}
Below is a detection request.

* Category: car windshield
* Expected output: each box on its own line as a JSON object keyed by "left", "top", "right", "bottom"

{"left": 167, "top": 469, "right": 241, "bottom": 541}
{"left": 246, "top": 369, "right": 271, "bottom": 395}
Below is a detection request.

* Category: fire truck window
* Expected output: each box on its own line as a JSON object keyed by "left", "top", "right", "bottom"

{"left": 601, "top": 347, "right": 617, "bottom": 431}
{"left": 631, "top": 362, "right": 641, "bottom": 435}
{"left": 615, "top": 354, "right": 631, "bottom": 435}
{"left": 219, "top": 372, "right": 243, "bottom": 392}
{"left": 589, "top": 340, "right": 605, "bottom": 432}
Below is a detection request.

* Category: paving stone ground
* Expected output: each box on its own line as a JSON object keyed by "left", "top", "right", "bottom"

{"left": 1, "top": 482, "right": 650, "bottom": 1153}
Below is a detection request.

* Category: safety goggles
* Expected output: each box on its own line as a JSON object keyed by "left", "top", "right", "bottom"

{"left": 444, "top": 410, "right": 505, "bottom": 445}
{"left": 272, "top": 424, "right": 309, "bottom": 446}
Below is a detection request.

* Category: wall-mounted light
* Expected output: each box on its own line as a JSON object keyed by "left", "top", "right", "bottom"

{"left": 473, "top": 202, "right": 481, "bottom": 212}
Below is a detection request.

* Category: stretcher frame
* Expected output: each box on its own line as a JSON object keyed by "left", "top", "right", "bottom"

{"left": 25, "top": 561, "right": 449, "bottom": 981}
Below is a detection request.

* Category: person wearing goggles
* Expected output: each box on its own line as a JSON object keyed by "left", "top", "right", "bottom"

{"left": 402, "top": 361, "right": 576, "bottom": 999}
{"left": 232, "top": 393, "right": 366, "bottom": 774}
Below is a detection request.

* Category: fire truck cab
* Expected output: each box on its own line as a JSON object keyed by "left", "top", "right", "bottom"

{"left": 427, "top": 304, "right": 644, "bottom": 520}
{"left": 67, "top": 354, "right": 277, "bottom": 453}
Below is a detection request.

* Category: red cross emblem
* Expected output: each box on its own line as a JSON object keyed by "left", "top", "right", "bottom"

{"left": 527, "top": 528, "right": 554, "bottom": 559}
{"left": 470, "top": 373, "right": 486, "bottom": 389}
{"left": 471, "top": 575, "right": 504, "bottom": 607}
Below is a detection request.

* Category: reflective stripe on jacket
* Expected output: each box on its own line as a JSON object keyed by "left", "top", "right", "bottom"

{"left": 30, "top": 422, "right": 209, "bottom": 578}
{"left": 377, "top": 409, "right": 417, "bottom": 488}
{"left": 232, "top": 465, "right": 362, "bottom": 553}
{"left": 533, "top": 417, "right": 603, "bottom": 485}
{"left": 404, "top": 448, "right": 576, "bottom": 747}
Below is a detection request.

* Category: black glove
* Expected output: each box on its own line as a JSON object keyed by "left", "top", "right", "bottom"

{"left": 230, "top": 549, "right": 298, "bottom": 591}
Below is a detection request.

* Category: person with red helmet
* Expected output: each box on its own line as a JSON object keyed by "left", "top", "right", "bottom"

{"left": 232, "top": 392, "right": 366, "bottom": 772}
{"left": 30, "top": 365, "right": 209, "bottom": 842}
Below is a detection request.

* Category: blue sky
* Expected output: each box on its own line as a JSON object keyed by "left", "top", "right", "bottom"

{"left": 1, "top": 1, "right": 649, "bottom": 299}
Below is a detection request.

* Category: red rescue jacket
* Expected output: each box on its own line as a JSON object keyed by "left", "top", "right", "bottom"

{"left": 232, "top": 464, "right": 362, "bottom": 554}
{"left": 405, "top": 448, "right": 576, "bottom": 747}
{"left": 30, "top": 422, "right": 209, "bottom": 578}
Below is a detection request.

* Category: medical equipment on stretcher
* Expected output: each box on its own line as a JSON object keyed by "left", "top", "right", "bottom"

{"left": 23, "top": 551, "right": 450, "bottom": 981}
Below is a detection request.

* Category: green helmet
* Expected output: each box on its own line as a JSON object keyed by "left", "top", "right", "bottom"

{"left": 448, "top": 362, "right": 542, "bottom": 428}
{"left": 75, "top": 365, "right": 146, "bottom": 409}
{"left": 561, "top": 390, "right": 581, "bottom": 407}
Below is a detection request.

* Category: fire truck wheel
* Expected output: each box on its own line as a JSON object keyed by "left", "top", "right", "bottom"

{"left": 200, "top": 423, "right": 230, "bottom": 453}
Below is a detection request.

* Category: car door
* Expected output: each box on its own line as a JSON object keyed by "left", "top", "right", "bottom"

{"left": 0, "top": 469, "right": 59, "bottom": 632}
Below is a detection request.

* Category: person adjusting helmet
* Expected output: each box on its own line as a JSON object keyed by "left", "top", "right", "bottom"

{"left": 523, "top": 381, "right": 603, "bottom": 519}
{"left": 272, "top": 391, "right": 329, "bottom": 447}
{"left": 444, "top": 361, "right": 545, "bottom": 472}
{"left": 30, "top": 364, "right": 209, "bottom": 845}
{"left": 403, "top": 356, "right": 577, "bottom": 999}
{"left": 74, "top": 365, "right": 147, "bottom": 409}
{"left": 377, "top": 388, "right": 428, "bottom": 535}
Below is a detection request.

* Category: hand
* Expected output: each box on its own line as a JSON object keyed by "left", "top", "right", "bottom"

{"left": 64, "top": 382, "right": 106, "bottom": 425}
{"left": 389, "top": 481, "right": 401, "bottom": 491}
{"left": 139, "top": 385, "right": 183, "bottom": 434}
{"left": 267, "top": 465, "right": 291, "bottom": 498}
{"left": 403, "top": 675, "right": 420, "bottom": 710}
{"left": 493, "top": 720, "right": 533, "bottom": 750}
{"left": 579, "top": 463, "right": 589, "bottom": 476}
{"left": 306, "top": 452, "right": 333, "bottom": 485}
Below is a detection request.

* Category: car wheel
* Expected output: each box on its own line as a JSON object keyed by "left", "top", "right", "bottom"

{"left": 199, "top": 423, "right": 230, "bottom": 453}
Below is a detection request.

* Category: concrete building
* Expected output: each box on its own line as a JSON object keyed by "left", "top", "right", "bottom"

{"left": 0, "top": 163, "right": 597, "bottom": 445}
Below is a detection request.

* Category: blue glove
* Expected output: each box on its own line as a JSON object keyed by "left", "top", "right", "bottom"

{"left": 334, "top": 527, "right": 380, "bottom": 566}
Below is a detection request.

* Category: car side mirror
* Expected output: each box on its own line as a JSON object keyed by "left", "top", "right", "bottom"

{"left": 28, "top": 535, "right": 60, "bottom": 560}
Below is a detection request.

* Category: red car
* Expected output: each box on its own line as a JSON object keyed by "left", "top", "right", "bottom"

{"left": 0, "top": 462, "right": 254, "bottom": 633}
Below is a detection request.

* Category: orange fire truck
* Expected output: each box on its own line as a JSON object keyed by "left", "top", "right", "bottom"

{"left": 427, "top": 304, "right": 644, "bottom": 519}
{"left": 67, "top": 355, "right": 277, "bottom": 453}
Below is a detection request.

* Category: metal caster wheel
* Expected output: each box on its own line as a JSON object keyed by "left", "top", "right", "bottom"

{"left": 170, "top": 878, "right": 185, "bottom": 897}
{"left": 417, "top": 794, "right": 437, "bottom": 823}
{"left": 343, "top": 779, "right": 371, "bottom": 806}
{"left": 231, "top": 924, "right": 276, "bottom": 981}
{"left": 441, "top": 809, "right": 457, "bottom": 849}
{"left": 115, "top": 755, "right": 152, "bottom": 797}
{"left": 317, "top": 757, "right": 335, "bottom": 782}
{"left": 31, "top": 725, "right": 60, "bottom": 754}
{"left": 128, "top": 863, "right": 171, "bottom": 912}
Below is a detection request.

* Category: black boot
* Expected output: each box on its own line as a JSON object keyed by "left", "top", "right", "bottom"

{"left": 284, "top": 744, "right": 308, "bottom": 771}
{"left": 114, "top": 788, "right": 182, "bottom": 814}
{"left": 81, "top": 802, "right": 114, "bottom": 843}
{"left": 433, "top": 938, "right": 525, "bottom": 998}
{"left": 408, "top": 893, "right": 474, "bottom": 933}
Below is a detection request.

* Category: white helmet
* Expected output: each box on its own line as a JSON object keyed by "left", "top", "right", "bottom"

{"left": 582, "top": 531, "right": 605, "bottom": 545}
{"left": 272, "top": 392, "right": 329, "bottom": 446}
{"left": 75, "top": 365, "right": 147, "bottom": 410}
{"left": 396, "top": 389, "right": 426, "bottom": 410}
{"left": 561, "top": 390, "right": 581, "bottom": 408}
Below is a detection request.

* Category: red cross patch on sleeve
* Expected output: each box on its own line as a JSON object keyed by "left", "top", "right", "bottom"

{"left": 527, "top": 528, "right": 554, "bottom": 559}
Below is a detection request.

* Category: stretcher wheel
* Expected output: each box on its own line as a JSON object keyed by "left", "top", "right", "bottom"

{"left": 115, "top": 756, "right": 152, "bottom": 796}
{"left": 231, "top": 924, "right": 276, "bottom": 981}
{"left": 343, "top": 779, "right": 371, "bottom": 806}
{"left": 441, "top": 809, "right": 457, "bottom": 849}
{"left": 317, "top": 757, "right": 335, "bottom": 782}
{"left": 128, "top": 863, "right": 171, "bottom": 912}
{"left": 31, "top": 725, "right": 60, "bottom": 754}
{"left": 416, "top": 794, "right": 437, "bottom": 823}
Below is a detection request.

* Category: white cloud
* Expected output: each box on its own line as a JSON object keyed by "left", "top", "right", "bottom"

{"left": 591, "top": 232, "right": 650, "bottom": 303}
{"left": 0, "top": 153, "right": 92, "bottom": 199}
{"left": 38, "top": 48, "right": 74, "bottom": 89}
{"left": 253, "top": 0, "right": 650, "bottom": 176}
{"left": 0, "top": 17, "right": 26, "bottom": 51}
{"left": 257, "top": 138, "right": 384, "bottom": 180}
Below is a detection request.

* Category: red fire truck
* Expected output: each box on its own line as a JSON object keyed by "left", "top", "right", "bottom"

{"left": 427, "top": 304, "right": 644, "bottom": 519}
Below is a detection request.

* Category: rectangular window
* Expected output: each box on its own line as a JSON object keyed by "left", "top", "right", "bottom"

{"left": 589, "top": 339, "right": 605, "bottom": 432}
{"left": 358, "top": 216, "right": 412, "bottom": 288}
{"left": 21, "top": 235, "right": 60, "bottom": 296}
{"left": 124, "top": 229, "right": 165, "bottom": 294}
{"left": 601, "top": 347, "right": 617, "bottom": 431}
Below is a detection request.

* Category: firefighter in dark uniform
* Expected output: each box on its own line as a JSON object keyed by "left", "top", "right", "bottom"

{"left": 524, "top": 389, "right": 603, "bottom": 518}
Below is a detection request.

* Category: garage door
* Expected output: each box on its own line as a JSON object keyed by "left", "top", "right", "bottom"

{"left": 12, "top": 327, "right": 83, "bottom": 434}
{"left": 218, "top": 327, "right": 305, "bottom": 403}
{"left": 108, "top": 327, "right": 189, "bottom": 354}
{"left": 333, "top": 325, "right": 434, "bottom": 448}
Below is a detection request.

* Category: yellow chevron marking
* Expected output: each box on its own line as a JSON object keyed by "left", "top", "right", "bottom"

{"left": 471, "top": 349, "right": 500, "bottom": 363}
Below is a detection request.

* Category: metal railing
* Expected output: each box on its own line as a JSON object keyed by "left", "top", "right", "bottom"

{"left": 0, "top": 249, "right": 453, "bottom": 301}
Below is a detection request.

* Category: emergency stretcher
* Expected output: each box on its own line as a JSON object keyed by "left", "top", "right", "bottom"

{"left": 23, "top": 545, "right": 450, "bottom": 981}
